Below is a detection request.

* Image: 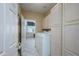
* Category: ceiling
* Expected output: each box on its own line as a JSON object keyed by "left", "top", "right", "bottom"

{"left": 20, "top": 3, "right": 56, "bottom": 14}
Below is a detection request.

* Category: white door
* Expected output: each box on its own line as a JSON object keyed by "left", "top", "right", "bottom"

{"left": 50, "top": 4, "right": 62, "bottom": 56}
{"left": 62, "top": 3, "right": 79, "bottom": 56}
{"left": 0, "top": 3, "right": 18, "bottom": 56}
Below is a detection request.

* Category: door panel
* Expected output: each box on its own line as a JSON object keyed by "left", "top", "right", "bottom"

{"left": 5, "top": 6, "right": 16, "bottom": 49}
{"left": 3, "top": 4, "right": 18, "bottom": 56}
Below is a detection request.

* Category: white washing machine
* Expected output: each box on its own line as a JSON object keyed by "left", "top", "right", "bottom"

{"left": 35, "top": 32, "right": 51, "bottom": 56}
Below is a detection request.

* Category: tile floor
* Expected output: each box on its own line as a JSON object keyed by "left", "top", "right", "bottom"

{"left": 22, "top": 38, "right": 39, "bottom": 56}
